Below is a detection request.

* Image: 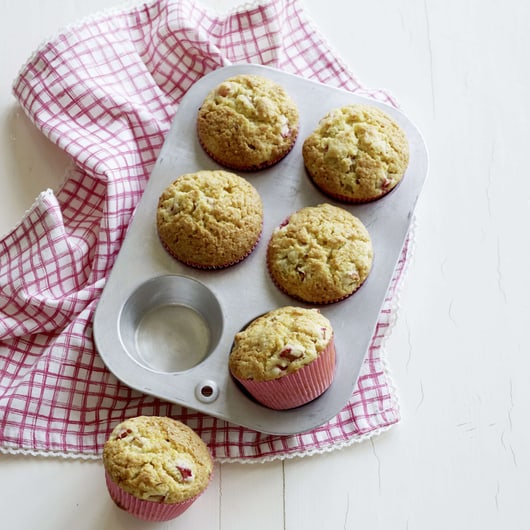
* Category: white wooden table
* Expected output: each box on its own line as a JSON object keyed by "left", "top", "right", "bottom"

{"left": 1, "top": 1, "right": 529, "bottom": 528}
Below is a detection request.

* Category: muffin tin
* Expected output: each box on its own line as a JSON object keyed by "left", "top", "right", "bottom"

{"left": 93, "top": 64, "right": 428, "bottom": 435}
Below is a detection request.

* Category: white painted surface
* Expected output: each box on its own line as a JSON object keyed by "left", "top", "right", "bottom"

{"left": 2, "top": 0, "right": 529, "bottom": 528}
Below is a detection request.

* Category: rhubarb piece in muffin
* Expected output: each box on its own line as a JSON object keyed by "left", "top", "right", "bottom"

{"left": 156, "top": 170, "right": 263, "bottom": 269}
{"left": 197, "top": 74, "right": 299, "bottom": 170}
{"left": 267, "top": 203, "right": 373, "bottom": 304}
{"left": 103, "top": 416, "right": 213, "bottom": 521}
{"left": 303, "top": 104, "right": 409, "bottom": 202}
{"left": 229, "top": 306, "right": 335, "bottom": 410}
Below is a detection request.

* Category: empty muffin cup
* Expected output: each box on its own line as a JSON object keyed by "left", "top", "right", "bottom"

{"left": 119, "top": 275, "right": 223, "bottom": 373}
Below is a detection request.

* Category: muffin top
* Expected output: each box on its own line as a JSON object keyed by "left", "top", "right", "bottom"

{"left": 267, "top": 203, "right": 373, "bottom": 303}
{"left": 197, "top": 74, "right": 299, "bottom": 170}
{"left": 229, "top": 306, "right": 333, "bottom": 381}
{"left": 303, "top": 104, "right": 409, "bottom": 202}
{"left": 156, "top": 170, "right": 263, "bottom": 268}
{"left": 103, "top": 416, "right": 213, "bottom": 504}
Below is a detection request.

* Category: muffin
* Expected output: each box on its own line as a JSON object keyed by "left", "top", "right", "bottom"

{"left": 197, "top": 74, "right": 299, "bottom": 170}
{"left": 156, "top": 170, "right": 263, "bottom": 269}
{"left": 103, "top": 416, "right": 213, "bottom": 521}
{"left": 267, "top": 203, "right": 373, "bottom": 304}
{"left": 229, "top": 306, "right": 335, "bottom": 410}
{"left": 303, "top": 104, "right": 409, "bottom": 202}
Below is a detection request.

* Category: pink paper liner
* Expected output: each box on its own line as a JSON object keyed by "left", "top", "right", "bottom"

{"left": 104, "top": 470, "right": 205, "bottom": 521}
{"left": 233, "top": 338, "right": 336, "bottom": 410}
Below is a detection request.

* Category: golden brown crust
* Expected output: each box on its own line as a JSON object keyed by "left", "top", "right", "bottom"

{"left": 156, "top": 170, "right": 263, "bottom": 268}
{"left": 197, "top": 74, "right": 299, "bottom": 170}
{"left": 103, "top": 416, "right": 213, "bottom": 504}
{"left": 303, "top": 104, "right": 409, "bottom": 202}
{"left": 229, "top": 306, "right": 333, "bottom": 381}
{"left": 267, "top": 203, "right": 373, "bottom": 303}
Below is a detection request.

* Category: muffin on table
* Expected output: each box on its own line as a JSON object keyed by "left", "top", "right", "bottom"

{"left": 197, "top": 74, "right": 299, "bottom": 171}
{"left": 103, "top": 416, "right": 213, "bottom": 521}
{"left": 302, "top": 104, "right": 409, "bottom": 202}
{"left": 267, "top": 203, "right": 373, "bottom": 304}
{"left": 156, "top": 169, "right": 263, "bottom": 269}
{"left": 229, "top": 306, "right": 336, "bottom": 410}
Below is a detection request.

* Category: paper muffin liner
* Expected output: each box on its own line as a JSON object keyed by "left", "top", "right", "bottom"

{"left": 159, "top": 225, "right": 262, "bottom": 270}
{"left": 105, "top": 470, "right": 207, "bottom": 521}
{"left": 233, "top": 338, "right": 336, "bottom": 410}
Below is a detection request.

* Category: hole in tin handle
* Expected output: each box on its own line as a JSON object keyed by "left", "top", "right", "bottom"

{"left": 195, "top": 380, "right": 219, "bottom": 403}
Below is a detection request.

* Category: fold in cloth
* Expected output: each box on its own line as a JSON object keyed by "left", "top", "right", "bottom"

{"left": 0, "top": 0, "right": 405, "bottom": 461}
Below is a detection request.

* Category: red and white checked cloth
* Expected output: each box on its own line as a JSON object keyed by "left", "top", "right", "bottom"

{"left": 0, "top": 0, "right": 408, "bottom": 461}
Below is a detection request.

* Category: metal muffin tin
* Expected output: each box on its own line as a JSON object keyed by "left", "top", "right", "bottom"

{"left": 93, "top": 64, "right": 428, "bottom": 435}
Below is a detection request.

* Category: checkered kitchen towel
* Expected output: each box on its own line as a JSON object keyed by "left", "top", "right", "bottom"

{"left": 0, "top": 0, "right": 408, "bottom": 461}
